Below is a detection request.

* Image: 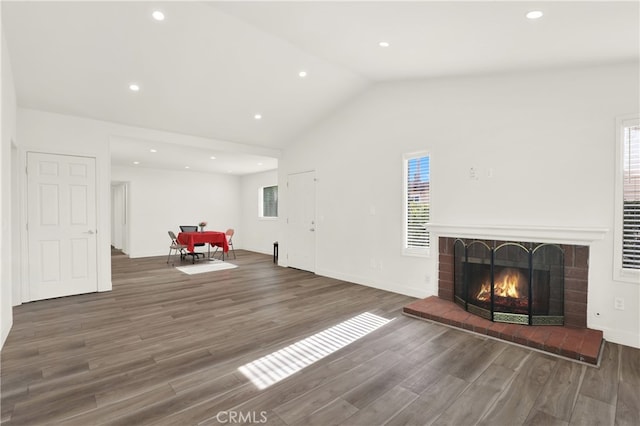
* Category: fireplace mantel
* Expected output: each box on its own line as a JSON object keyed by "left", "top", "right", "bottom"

{"left": 427, "top": 223, "right": 608, "bottom": 246}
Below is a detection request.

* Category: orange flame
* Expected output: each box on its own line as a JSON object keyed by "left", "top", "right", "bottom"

{"left": 476, "top": 269, "right": 526, "bottom": 302}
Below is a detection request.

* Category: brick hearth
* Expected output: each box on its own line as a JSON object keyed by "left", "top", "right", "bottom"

{"left": 403, "top": 236, "right": 604, "bottom": 365}
{"left": 403, "top": 296, "right": 603, "bottom": 365}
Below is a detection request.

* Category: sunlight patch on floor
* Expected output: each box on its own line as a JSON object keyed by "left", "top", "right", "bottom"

{"left": 238, "top": 312, "right": 394, "bottom": 389}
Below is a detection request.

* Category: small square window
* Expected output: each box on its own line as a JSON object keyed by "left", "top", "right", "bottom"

{"left": 260, "top": 185, "right": 278, "bottom": 218}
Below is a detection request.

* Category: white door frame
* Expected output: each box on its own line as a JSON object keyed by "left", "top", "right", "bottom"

{"left": 11, "top": 142, "right": 22, "bottom": 305}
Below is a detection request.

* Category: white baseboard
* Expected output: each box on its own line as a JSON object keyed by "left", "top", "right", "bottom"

{"left": 315, "top": 267, "right": 434, "bottom": 299}
{"left": 595, "top": 326, "right": 640, "bottom": 349}
{"left": 242, "top": 246, "right": 272, "bottom": 256}
{"left": 0, "top": 315, "right": 12, "bottom": 350}
{"left": 128, "top": 250, "right": 167, "bottom": 259}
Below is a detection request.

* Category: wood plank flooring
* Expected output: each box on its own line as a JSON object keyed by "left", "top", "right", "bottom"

{"left": 1, "top": 250, "right": 638, "bottom": 425}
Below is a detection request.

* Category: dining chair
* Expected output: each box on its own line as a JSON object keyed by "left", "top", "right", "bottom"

{"left": 213, "top": 228, "right": 236, "bottom": 260}
{"left": 179, "top": 225, "right": 205, "bottom": 260}
{"left": 225, "top": 228, "right": 236, "bottom": 259}
{"left": 167, "top": 231, "right": 187, "bottom": 265}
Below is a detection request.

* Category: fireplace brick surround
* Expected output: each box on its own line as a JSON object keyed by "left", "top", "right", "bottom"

{"left": 403, "top": 236, "right": 604, "bottom": 365}
{"left": 438, "top": 237, "right": 589, "bottom": 328}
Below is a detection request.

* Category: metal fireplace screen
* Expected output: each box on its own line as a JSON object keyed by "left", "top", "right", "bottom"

{"left": 453, "top": 239, "right": 564, "bottom": 326}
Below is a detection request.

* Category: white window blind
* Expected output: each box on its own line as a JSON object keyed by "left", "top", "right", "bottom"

{"left": 262, "top": 186, "right": 278, "bottom": 218}
{"left": 404, "top": 153, "right": 430, "bottom": 252}
{"left": 623, "top": 124, "right": 640, "bottom": 269}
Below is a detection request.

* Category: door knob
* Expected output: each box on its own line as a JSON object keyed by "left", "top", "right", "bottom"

{"left": 85, "top": 230, "right": 95, "bottom": 234}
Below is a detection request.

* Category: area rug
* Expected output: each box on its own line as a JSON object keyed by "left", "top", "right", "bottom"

{"left": 176, "top": 261, "right": 238, "bottom": 275}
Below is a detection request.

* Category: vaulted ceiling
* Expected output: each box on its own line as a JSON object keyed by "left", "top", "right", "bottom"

{"left": 3, "top": 1, "right": 638, "bottom": 174}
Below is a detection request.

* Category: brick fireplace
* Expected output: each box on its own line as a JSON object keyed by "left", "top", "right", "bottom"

{"left": 403, "top": 225, "right": 606, "bottom": 365}
{"left": 439, "top": 237, "right": 588, "bottom": 328}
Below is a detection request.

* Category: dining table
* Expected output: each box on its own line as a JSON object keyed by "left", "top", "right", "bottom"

{"left": 177, "top": 231, "right": 229, "bottom": 261}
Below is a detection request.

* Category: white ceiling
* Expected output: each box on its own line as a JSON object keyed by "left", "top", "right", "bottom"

{"left": 215, "top": 1, "right": 640, "bottom": 81}
{"left": 3, "top": 1, "right": 638, "bottom": 175}
{"left": 110, "top": 135, "right": 278, "bottom": 176}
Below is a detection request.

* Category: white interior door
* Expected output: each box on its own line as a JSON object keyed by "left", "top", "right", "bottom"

{"left": 287, "top": 171, "right": 316, "bottom": 272}
{"left": 27, "top": 152, "right": 98, "bottom": 301}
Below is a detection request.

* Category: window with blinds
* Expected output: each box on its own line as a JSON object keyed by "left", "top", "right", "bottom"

{"left": 261, "top": 185, "right": 278, "bottom": 218}
{"left": 622, "top": 123, "right": 640, "bottom": 270}
{"left": 404, "top": 153, "right": 430, "bottom": 254}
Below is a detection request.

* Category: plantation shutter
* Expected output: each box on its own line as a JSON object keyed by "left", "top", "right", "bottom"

{"left": 406, "top": 155, "right": 430, "bottom": 249}
{"left": 263, "top": 186, "right": 278, "bottom": 217}
{"left": 623, "top": 124, "right": 640, "bottom": 269}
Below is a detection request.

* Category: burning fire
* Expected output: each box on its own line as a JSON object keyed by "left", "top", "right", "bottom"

{"left": 476, "top": 269, "right": 526, "bottom": 302}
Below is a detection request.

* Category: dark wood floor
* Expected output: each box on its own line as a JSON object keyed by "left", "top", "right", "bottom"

{"left": 1, "top": 250, "right": 638, "bottom": 425}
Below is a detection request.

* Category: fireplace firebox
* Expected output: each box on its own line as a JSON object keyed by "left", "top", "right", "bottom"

{"left": 453, "top": 239, "right": 564, "bottom": 325}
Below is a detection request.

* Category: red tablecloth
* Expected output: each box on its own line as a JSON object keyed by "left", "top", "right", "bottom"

{"left": 177, "top": 231, "right": 229, "bottom": 253}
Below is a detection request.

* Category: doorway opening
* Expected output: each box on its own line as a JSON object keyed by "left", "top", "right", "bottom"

{"left": 111, "top": 182, "right": 130, "bottom": 255}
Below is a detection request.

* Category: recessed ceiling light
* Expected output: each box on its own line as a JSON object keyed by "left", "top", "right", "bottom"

{"left": 152, "top": 10, "right": 165, "bottom": 21}
{"left": 378, "top": 41, "right": 390, "bottom": 48}
{"left": 129, "top": 83, "right": 140, "bottom": 92}
{"left": 133, "top": 161, "right": 140, "bottom": 165}
{"left": 257, "top": 162, "right": 263, "bottom": 166}
{"left": 254, "top": 114, "right": 262, "bottom": 120}
{"left": 185, "top": 166, "right": 190, "bottom": 169}
{"left": 526, "top": 10, "right": 544, "bottom": 19}
{"left": 210, "top": 156, "right": 216, "bottom": 160}
{"left": 298, "top": 71, "right": 307, "bottom": 78}
{"left": 150, "top": 149, "right": 157, "bottom": 153}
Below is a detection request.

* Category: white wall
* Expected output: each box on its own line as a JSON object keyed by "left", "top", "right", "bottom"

{"left": 16, "top": 109, "right": 113, "bottom": 296}
{"left": 111, "top": 166, "right": 241, "bottom": 258}
{"left": 279, "top": 62, "right": 640, "bottom": 348}
{"left": 1, "top": 29, "right": 17, "bottom": 348}
{"left": 239, "top": 169, "right": 279, "bottom": 255}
